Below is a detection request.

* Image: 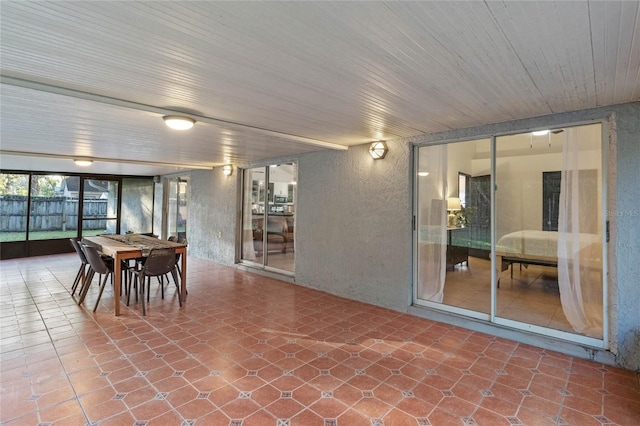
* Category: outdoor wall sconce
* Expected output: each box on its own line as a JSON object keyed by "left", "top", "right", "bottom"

{"left": 163, "top": 115, "right": 195, "bottom": 130}
{"left": 369, "top": 141, "right": 388, "bottom": 159}
{"left": 222, "top": 164, "right": 233, "bottom": 176}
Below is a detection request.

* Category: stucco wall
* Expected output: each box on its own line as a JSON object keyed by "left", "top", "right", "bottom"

{"left": 186, "top": 101, "right": 639, "bottom": 371}
{"left": 295, "top": 141, "right": 412, "bottom": 310}
{"left": 187, "top": 167, "right": 238, "bottom": 265}
{"left": 611, "top": 102, "right": 640, "bottom": 371}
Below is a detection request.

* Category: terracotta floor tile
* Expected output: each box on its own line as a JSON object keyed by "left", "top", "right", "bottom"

{"left": 123, "top": 385, "right": 159, "bottom": 409}
{"left": 218, "top": 397, "right": 261, "bottom": 418}
{"left": 93, "top": 410, "right": 136, "bottom": 426}
{"left": 0, "top": 398, "right": 37, "bottom": 424}
{"left": 129, "top": 398, "right": 173, "bottom": 422}
{"left": 266, "top": 397, "right": 305, "bottom": 419}
{"left": 175, "top": 397, "right": 216, "bottom": 419}
{"left": 39, "top": 400, "right": 85, "bottom": 423}
{"left": 1, "top": 254, "right": 639, "bottom": 425}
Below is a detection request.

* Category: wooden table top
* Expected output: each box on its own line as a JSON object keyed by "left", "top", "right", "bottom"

{"left": 83, "top": 235, "right": 185, "bottom": 257}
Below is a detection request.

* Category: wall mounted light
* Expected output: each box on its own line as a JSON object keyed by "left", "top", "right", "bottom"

{"left": 74, "top": 159, "right": 93, "bottom": 166}
{"left": 369, "top": 141, "right": 388, "bottom": 159}
{"left": 163, "top": 115, "right": 195, "bottom": 130}
{"left": 222, "top": 164, "right": 233, "bottom": 176}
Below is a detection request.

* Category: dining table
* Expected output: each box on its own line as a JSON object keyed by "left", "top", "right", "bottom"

{"left": 82, "top": 234, "right": 187, "bottom": 316}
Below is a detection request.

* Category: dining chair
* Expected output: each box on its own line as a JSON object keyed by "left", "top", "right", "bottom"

{"left": 130, "top": 248, "right": 181, "bottom": 315}
{"left": 78, "top": 244, "right": 115, "bottom": 312}
{"left": 166, "top": 236, "right": 185, "bottom": 279}
{"left": 69, "top": 238, "right": 88, "bottom": 296}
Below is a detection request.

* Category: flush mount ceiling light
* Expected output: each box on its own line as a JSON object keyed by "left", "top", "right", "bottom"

{"left": 74, "top": 159, "right": 93, "bottom": 166}
{"left": 222, "top": 164, "right": 233, "bottom": 176}
{"left": 369, "top": 141, "right": 388, "bottom": 159}
{"left": 532, "top": 129, "right": 550, "bottom": 136}
{"left": 163, "top": 115, "right": 195, "bottom": 130}
{"left": 418, "top": 172, "right": 430, "bottom": 177}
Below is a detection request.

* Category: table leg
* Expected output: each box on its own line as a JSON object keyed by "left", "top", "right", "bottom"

{"left": 114, "top": 255, "right": 121, "bottom": 316}
{"left": 180, "top": 249, "right": 187, "bottom": 303}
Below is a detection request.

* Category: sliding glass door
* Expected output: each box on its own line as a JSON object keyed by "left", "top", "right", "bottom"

{"left": 495, "top": 125, "right": 604, "bottom": 340}
{"left": 165, "top": 177, "right": 189, "bottom": 241}
{"left": 415, "top": 138, "right": 492, "bottom": 318}
{"left": 240, "top": 163, "right": 296, "bottom": 273}
{"left": 414, "top": 122, "right": 605, "bottom": 345}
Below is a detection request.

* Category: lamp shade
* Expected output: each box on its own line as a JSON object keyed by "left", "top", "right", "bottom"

{"left": 163, "top": 115, "right": 195, "bottom": 130}
{"left": 447, "top": 197, "right": 461, "bottom": 210}
{"left": 369, "top": 141, "right": 388, "bottom": 159}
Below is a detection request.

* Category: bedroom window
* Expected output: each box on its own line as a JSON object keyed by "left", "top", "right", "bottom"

{"left": 414, "top": 122, "right": 605, "bottom": 346}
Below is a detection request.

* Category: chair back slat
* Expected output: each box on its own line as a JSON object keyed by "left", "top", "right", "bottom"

{"left": 143, "top": 248, "right": 177, "bottom": 276}
{"left": 82, "top": 244, "right": 110, "bottom": 275}
{"left": 70, "top": 238, "right": 87, "bottom": 263}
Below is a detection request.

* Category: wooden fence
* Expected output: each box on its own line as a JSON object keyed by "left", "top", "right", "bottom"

{"left": 0, "top": 196, "right": 108, "bottom": 231}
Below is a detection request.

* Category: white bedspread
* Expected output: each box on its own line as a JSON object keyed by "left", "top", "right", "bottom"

{"left": 496, "top": 230, "right": 600, "bottom": 263}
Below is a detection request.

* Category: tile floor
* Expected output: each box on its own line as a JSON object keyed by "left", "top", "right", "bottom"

{"left": 443, "top": 257, "right": 575, "bottom": 334}
{"left": 1, "top": 253, "right": 638, "bottom": 426}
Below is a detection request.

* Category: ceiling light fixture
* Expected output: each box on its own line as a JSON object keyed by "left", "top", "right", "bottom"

{"left": 369, "top": 141, "right": 388, "bottom": 159}
{"left": 532, "top": 130, "right": 550, "bottom": 136}
{"left": 74, "top": 159, "right": 93, "bottom": 166}
{"left": 222, "top": 164, "right": 233, "bottom": 176}
{"left": 163, "top": 115, "right": 195, "bottom": 130}
{"left": 418, "top": 172, "right": 430, "bottom": 177}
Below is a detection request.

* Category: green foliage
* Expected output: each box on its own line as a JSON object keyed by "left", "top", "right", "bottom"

{"left": 454, "top": 206, "right": 476, "bottom": 227}
{"left": 0, "top": 173, "right": 29, "bottom": 195}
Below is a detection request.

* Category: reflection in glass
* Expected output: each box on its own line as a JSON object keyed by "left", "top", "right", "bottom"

{"left": 241, "top": 163, "right": 296, "bottom": 273}
{"left": 166, "top": 177, "right": 189, "bottom": 241}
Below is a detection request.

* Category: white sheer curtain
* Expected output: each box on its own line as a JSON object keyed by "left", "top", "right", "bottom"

{"left": 417, "top": 144, "right": 448, "bottom": 302}
{"left": 241, "top": 169, "right": 256, "bottom": 261}
{"left": 557, "top": 128, "right": 603, "bottom": 337}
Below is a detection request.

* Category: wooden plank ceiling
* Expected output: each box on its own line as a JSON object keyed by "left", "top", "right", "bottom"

{"left": 1, "top": 1, "right": 638, "bottom": 175}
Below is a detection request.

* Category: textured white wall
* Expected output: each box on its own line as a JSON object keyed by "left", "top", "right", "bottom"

{"left": 295, "top": 141, "right": 412, "bottom": 310}
{"left": 187, "top": 167, "right": 238, "bottom": 265}
{"left": 610, "top": 102, "right": 640, "bottom": 371}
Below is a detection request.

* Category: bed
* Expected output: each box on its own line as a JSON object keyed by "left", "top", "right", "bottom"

{"left": 495, "top": 230, "right": 601, "bottom": 280}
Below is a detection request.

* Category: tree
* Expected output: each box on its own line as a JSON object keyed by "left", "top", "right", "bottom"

{"left": 0, "top": 173, "right": 29, "bottom": 195}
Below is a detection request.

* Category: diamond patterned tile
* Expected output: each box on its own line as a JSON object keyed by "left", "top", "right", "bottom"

{"left": 1, "top": 254, "right": 638, "bottom": 425}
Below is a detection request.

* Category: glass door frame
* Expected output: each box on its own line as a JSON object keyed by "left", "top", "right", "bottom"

{"left": 79, "top": 176, "right": 122, "bottom": 236}
{"left": 163, "top": 176, "right": 189, "bottom": 241}
{"left": 412, "top": 119, "right": 609, "bottom": 349}
{"left": 238, "top": 162, "right": 296, "bottom": 276}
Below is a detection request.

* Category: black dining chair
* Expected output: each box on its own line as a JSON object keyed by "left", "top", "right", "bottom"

{"left": 130, "top": 248, "right": 181, "bottom": 315}
{"left": 69, "top": 238, "right": 88, "bottom": 296}
{"left": 78, "top": 244, "right": 115, "bottom": 312}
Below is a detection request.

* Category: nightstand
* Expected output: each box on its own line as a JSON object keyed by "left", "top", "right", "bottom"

{"left": 446, "top": 226, "right": 468, "bottom": 270}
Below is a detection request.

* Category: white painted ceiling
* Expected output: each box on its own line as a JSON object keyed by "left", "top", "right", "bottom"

{"left": 1, "top": 1, "right": 638, "bottom": 176}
